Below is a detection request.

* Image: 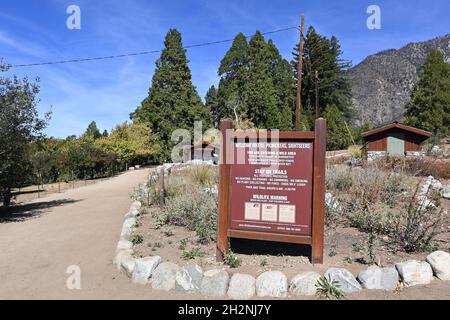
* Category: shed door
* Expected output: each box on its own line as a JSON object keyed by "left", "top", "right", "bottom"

{"left": 387, "top": 132, "right": 405, "bottom": 156}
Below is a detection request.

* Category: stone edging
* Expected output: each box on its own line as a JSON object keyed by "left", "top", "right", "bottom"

{"left": 113, "top": 175, "right": 450, "bottom": 299}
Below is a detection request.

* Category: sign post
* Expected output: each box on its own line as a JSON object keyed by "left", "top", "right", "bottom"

{"left": 216, "top": 118, "right": 326, "bottom": 264}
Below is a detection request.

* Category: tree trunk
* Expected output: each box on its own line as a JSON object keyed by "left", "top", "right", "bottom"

{"left": 2, "top": 188, "right": 12, "bottom": 207}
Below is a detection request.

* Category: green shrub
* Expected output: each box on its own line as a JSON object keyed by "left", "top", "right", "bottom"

{"left": 316, "top": 276, "right": 345, "bottom": 300}
{"left": 224, "top": 250, "right": 241, "bottom": 268}
{"left": 182, "top": 247, "right": 206, "bottom": 260}
{"left": 157, "top": 188, "right": 217, "bottom": 244}
{"left": 131, "top": 234, "right": 143, "bottom": 245}
{"left": 260, "top": 259, "right": 268, "bottom": 267}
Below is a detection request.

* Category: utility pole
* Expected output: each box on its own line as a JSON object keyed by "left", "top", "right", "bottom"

{"left": 295, "top": 15, "right": 305, "bottom": 131}
{"left": 315, "top": 70, "right": 319, "bottom": 119}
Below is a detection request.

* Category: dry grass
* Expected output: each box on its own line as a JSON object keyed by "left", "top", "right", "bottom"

{"left": 326, "top": 162, "right": 446, "bottom": 254}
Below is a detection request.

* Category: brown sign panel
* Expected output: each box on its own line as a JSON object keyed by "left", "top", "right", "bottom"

{"left": 229, "top": 140, "right": 313, "bottom": 236}
{"left": 216, "top": 118, "right": 327, "bottom": 264}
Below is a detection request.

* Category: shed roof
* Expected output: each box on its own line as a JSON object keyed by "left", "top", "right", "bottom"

{"left": 361, "top": 122, "right": 432, "bottom": 139}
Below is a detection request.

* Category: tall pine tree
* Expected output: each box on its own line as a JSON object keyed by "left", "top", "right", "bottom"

{"left": 216, "top": 33, "right": 249, "bottom": 123}
{"left": 267, "top": 40, "right": 294, "bottom": 130}
{"left": 405, "top": 50, "right": 450, "bottom": 137}
{"left": 324, "top": 104, "right": 353, "bottom": 150}
{"left": 292, "top": 26, "right": 353, "bottom": 126}
{"left": 205, "top": 85, "right": 219, "bottom": 128}
{"left": 244, "top": 31, "right": 280, "bottom": 129}
{"left": 132, "top": 29, "right": 211, "bottom": 159}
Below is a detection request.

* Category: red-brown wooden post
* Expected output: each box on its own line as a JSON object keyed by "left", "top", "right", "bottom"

{"left": 216, "top": 118, "right": 233, "bottom": 261}
{"left": 311, "top": 117, "right": 326, "bottom": 264}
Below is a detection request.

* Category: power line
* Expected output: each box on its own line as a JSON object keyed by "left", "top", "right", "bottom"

{"left": 9, "top": 26, "right": 299, "bottom": 68}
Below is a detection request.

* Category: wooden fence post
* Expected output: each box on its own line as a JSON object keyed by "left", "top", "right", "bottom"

{"left": 311, "top": 118, "right": 327, "bottom": 264}
{"left": 159, "top": 167, "right": 165, "bottom": 210}
{"left": 216, "top": 118, "right": 233, "bottom": 261}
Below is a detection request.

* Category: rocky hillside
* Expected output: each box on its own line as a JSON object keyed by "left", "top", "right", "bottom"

{"left": 348, "top": 34, "right": 450, "bottom": 127}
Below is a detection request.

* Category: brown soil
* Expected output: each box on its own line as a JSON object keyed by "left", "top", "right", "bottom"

{"left": 132, "top": 180, "right": 450, "bottom": 300}
{"left": 1, "top": 166, "right": 449, "bottom": 300}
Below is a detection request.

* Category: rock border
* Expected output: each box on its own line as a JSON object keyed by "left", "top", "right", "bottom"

{"left": 113, "top": 170, "right": 450, "bottom": 299}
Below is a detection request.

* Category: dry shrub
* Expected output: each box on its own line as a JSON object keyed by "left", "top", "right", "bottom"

{"left": 405, "top": 158, "right": 450, "bottom": 180}
{"left": 326, "top": 166, "right": 353, "bottom": 192}
{"left": 187, "top": 165, "right": 217, "bottom": 186}
{"left": 327, "top": 163, "right": 445, "bottom": 253}
{"left": 157, "top": 187, "right": 218, "bottom": 244}
{"left": 372, "top": 156, "right": 450, "bottom": 180}
{"left": 393, "top": 183, "right": 446, "bottom": 252}
{"left": 146, "top": 166, "right": 219, "bottom": 245}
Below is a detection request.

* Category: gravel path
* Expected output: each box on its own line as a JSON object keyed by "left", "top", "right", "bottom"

{"left": 0, "top": 168, "right": 182, "bottom": 299}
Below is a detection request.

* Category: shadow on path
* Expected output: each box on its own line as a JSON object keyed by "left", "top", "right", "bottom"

{"left": 231, "top": 238, "right": 312, "bottom": 258}
{"left": 0, "top": 199, "right": 80, "bottom": 224}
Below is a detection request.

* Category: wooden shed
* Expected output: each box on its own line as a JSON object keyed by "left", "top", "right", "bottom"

{"left": 362, "top": 122, "right": 432, "bottom": 158}
{"left": 182, "top": 142, "right": 219, "bottom": 164}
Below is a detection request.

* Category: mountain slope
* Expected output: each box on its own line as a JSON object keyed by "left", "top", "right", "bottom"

{"left": 347, "top": 34, "right": 450, "bottom": 127}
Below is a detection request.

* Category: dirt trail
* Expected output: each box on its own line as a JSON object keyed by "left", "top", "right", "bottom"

{"left": 0, "top": 168, "right": 449, "bottom": 300}
{"left": 0, "top": 168, "right": 182, "bottom": 299}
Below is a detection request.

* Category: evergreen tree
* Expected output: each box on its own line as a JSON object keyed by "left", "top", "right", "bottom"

{"left": 84, "top": 121, "right": 101, "bottom": 139}
{"left": 132, "top": 29, "right": 211, "bottom": 160}
{"left": 244, "top": 31, "right": 279, "bottom": 129}
{"left": 405, "top": 50, "right": 450, "bottom": 136}
{"left": 205, "top": 86, "right": 219, "bottom": 128}
{"left": 267, "top": 40, "right": 294, "bottom": 130}
{"left": 324, "top": 104, "right": 352, "bottom": 150}
{"left": 216, "top": 33, "right": 249, "bottom": 122}
{"left": 292, "top": 27, "right": 353, "bottom": 121}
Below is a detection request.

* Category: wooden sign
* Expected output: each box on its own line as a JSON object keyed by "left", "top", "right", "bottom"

{"left": 216, "top": 118, "right": 327, "bottom": 264}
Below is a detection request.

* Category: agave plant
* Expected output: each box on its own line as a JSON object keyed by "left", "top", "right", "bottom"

{"left": 315, "top": 276, "right": 346, "bottom": 300}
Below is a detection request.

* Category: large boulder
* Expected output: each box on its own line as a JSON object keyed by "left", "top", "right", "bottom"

{"left": 324, "top": 268, "right": 362, "bottom": 293}
{"left": 151, "top": 262, "right": 180, "bottom": 291}
{"left": 442, "top": 186, "right": 450, "bottom": 200}
{"left": 357, "top": 266, "right": 399, "bottom": 290}
{"left": 227, "top": 273, "right": 256, "bottom": 300}
{"left": 256, "top": 271, "right": 288, "bottom": 298}
{"left": 131, "top": 256, "right": 161, "bottom": 285}
{"left": 124, "top": 208, "right": 139, "bottom": 219}
{"left": 116, "top": 239, "right": 133, "bottom": 252}
{"left": 120, "top": 225, "right": 133, "bottom": 240}
{"left": 123, "top": 217, "right": 136, "bottom": 228}
{"left": 290, "top": 272, "right": 321, "bottom": 296}
{"left": 120, "top": 255, "right": 136, "bottom": 276}
{"left": 426, "top": 251, "right": 450, "bottom": 280}
{"left": 130, "top": 201, "right": 142, "bottom": 211}
{"left": 395, "top": 260, "right": 433, "bottom": 286}
{"left": 114, "top": 249, "right": 133, "bottom": 270}
{"left": 200, "top": 269, "right": 230, "bottom": 297}
{"left": 175, "top": 263, "right": 204, "bottom": 293}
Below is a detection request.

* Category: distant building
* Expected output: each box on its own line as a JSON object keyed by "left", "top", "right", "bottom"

{"left": 361, "top": 122, "right": 432, "bottom": 159}
{"left": 183, "top": 142, "right": 219, "bottom": 164}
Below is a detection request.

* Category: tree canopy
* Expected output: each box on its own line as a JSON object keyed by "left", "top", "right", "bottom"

{"left": 215, "top": 31, "right": 294, "bottom": 130}
{"left": 405, "top": 50, "right": 450, "bottom": 137}
{"left": 132, "top": 29, "right": 211, "bottom": 160}
{"left": 0, "top": 60, "right": 49, "bottom": 205}
{"left": 292, "top": 26, "right": 353, "bottom": 129}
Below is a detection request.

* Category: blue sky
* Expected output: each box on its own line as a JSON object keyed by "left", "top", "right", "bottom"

{"left": 1, "top": 0, "right": 449, "bottom": 138}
